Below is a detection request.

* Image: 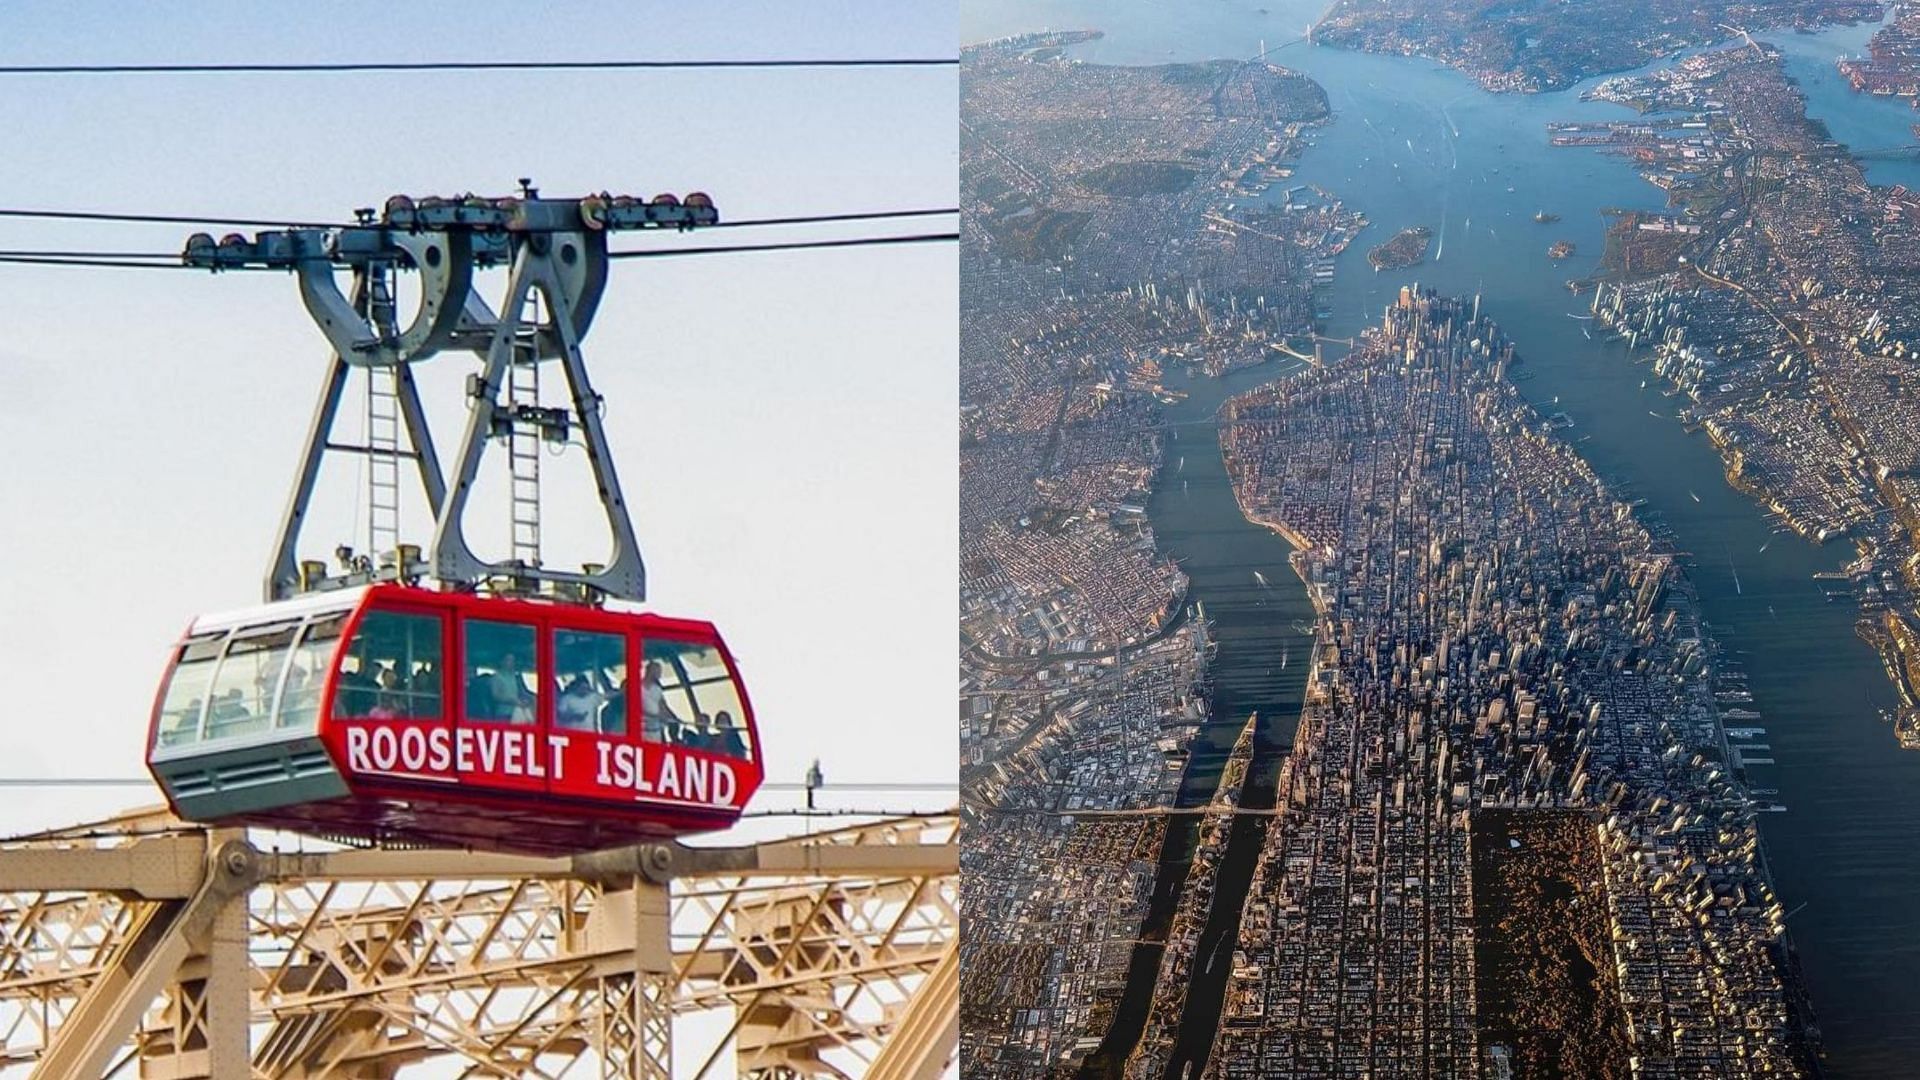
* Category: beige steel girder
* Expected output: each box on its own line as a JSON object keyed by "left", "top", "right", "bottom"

{"left": 0, "top": 809, "right": 956, "bottom": 1078}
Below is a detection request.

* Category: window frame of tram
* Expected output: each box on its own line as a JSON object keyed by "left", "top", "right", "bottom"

{"left": 552, "top": 627, "right": 630, "bottom": 736}
{"left": 462, "top": 618, "right": 542, "bottom": 726}
{"left": 638, "top": 637, "right": 752, "bottom": 762}
{"left": 336, "top": 608, "right": 446, "bottom": 723}
{"left": 280, "top": 613, "right": 347, "bottom": 731}
{"left": 156, "top": 619, "right": 326, "bottom": 752}
{"left": 201, "top": 621, "right": 303, "bottom": 741}
{"left": 154, "top": 634, "right": 226, "bottom": 750}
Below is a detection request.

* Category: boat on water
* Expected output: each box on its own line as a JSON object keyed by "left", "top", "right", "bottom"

{"left": 1690, "top": 490, "right": 1701, "bottom": 502}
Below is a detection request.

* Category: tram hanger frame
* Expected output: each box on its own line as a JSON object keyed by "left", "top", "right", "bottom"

{"left": 186, "top": 189, "right": 718, "bottom": 605}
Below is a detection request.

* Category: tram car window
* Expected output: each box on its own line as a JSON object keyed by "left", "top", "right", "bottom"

{"left": 203, "top": 623, "right": 300, "bottom": 741}
{"left": 554, "top": 628, "right": 627, "bottom": 734}
{"left": 464, "top": 619, "right": 538, "bottom": 724}
{"left": 278, "top": 613, "right": 346, "bottom": 730}
{"left": 339, "top": 610, "right": 443, "bottom": 721}
{"left": 154, "top": 634, "right": 225, "bottom": 748}
{"left": 642, "top": 639, "right": 752, "bottom": 760}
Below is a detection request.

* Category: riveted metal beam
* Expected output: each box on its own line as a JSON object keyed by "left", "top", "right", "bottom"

{"left": 0, "top": 811, "right": 955, "bottom": 1077}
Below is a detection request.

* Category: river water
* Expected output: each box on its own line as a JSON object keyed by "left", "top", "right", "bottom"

{"left": 965, "top": 3, "right": 1920, "bottom": 1075}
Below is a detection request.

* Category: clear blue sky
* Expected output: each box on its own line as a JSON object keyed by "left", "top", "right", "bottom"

{"left": 0, "top": 1, "right": 956, "bottom": 831}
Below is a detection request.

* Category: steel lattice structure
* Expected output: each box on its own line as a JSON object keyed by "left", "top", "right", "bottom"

{"left": 0, "top": 808, "right": 956, "bottom": 1079}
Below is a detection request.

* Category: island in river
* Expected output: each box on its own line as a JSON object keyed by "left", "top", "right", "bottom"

{"left": 1312, "top": 0, "right": 1882, "bottom": 92}
{"left": 1367, "top": 225, "right": 1432, "bottom": 270}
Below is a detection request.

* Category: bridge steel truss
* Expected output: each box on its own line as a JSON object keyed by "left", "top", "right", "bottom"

{"left": 0, "top": 809, "right": 956, "bottom": 1079}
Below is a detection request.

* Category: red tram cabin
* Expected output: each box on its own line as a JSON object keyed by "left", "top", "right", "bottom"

{"left": 144, "top": 585, "right": 763, "bottom": 854}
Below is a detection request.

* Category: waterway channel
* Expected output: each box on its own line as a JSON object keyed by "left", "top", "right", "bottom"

{"left": 966, "top": 4, "right": 1920, "bottom": 1075}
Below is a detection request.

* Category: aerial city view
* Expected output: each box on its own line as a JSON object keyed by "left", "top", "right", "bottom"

{"left": 960, "top": 0, "right": 1920, "bottom": 1076}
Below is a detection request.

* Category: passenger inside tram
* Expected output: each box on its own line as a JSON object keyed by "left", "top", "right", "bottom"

{"left": 464, "top": 619, "right": 536, "bottom": 723}
{"left": 603, "top": 678, "right": 629, "bottom": 736}
{"left": 409, "top": 661, "right": 441, "bottom": 716}
{"left": 211, "top": 687, "right": 248, "bottom": 723}
{"left": 369, "top": 667, "right": 406, "bottom": 718}
{"left": 553, "top": 628, "right": 625, "bottom": 733}
{"left": 199, "top": 624, "right": 302, "bottom": 739}
{"left": 160, "top": 698, "right": 206, "bottom": 747}
{"left": 479, "top": 653, "right": 533, "bottom": 722}
{"left": 557, "top": 674, "right": 607, "bottom": 730}
{"left": 278, "top": 614, "right": 344, "bottom": 729}
{"left": 638, "top": 659, "right": 681, "bottom": 740}
{"left": 337, "top": 661, "right": 374, "bottom": 717}
{"left": 715, "top": 711, "right": 748, "bottom": 758}
{"left": 339, "top": 611, "right": 444, "bottom": 721}
{"left": 280, "top": 666, "right": 316, "bottom": 728}
{"left": 640, "top": 640, "right": 752, "bottom": 760}
{"left": 681, "top": 713, "right": 716, "bottom": 751}
{"left": 155, "top": 635, "right": 226, "bottom": 748}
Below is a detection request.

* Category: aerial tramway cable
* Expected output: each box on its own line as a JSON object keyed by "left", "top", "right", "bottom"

{"left": 0, "top": 56, "right": 956, "bottom": 76}
{"left": 0, "top": 204, "right": 954, "bottom": 233}
{"left": 0, "top": 224, "right": 958, "bottom": 272}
